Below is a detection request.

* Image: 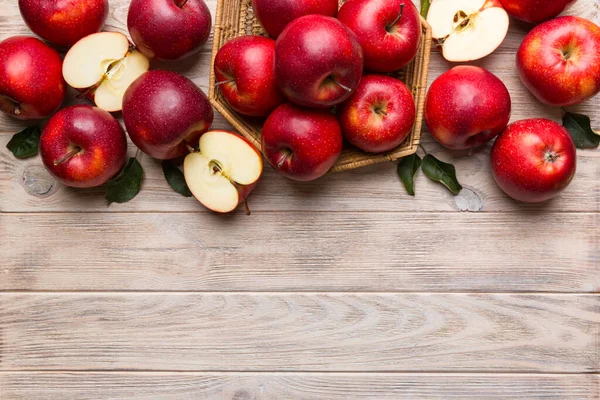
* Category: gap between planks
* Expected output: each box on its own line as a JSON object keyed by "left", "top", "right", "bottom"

{"left": 0, "top": 370, "right": 599, "bottom": 375}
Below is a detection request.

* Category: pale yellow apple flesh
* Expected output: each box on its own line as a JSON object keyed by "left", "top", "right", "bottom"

{"left": 184, "top": 131, "right": 263, "bottom": 213}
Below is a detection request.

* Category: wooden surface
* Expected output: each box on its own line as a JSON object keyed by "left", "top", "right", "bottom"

{"left": 0, "top": 0, "right": 598, "bottom": 398}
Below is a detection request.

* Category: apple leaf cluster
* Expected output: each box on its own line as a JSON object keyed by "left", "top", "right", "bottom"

{"left": 397, "top": 153, "right": 463, "bottom": 196}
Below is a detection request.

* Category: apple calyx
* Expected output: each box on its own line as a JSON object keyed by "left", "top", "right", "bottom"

{"left": 54, "top": 146, "right": 82, "bottom": 166}
{"left": 386, "top": 4, "right": 405, "bottom": 33}
{"left": 544, "top": 149, "right": 560, "bottom": 163}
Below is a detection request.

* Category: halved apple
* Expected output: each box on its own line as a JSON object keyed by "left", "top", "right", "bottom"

{"left": 62, "top": 32, "right": 150, "bottom": 112}
{"left": 184, "top": 130, "right": 263, "bottom": 214}
{"left": 427, "top": 0, "right": 509, "bottom": 62}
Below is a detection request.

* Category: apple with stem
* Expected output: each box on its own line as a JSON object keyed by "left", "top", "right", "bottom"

{"left": 262, "top": 103, "right": 343, "bottom": 181}
{"left": 338, "top": 0, "right": 422, "bottom": 72}
{"left": 63, "top": 32, "right": 150, "bottom": 112}
{"left": 339, "top": 75, "right": 416, "bottom": 153}
{"left": 40, "top": 105, "right": 128, "bottom": 188}
{"left": 251, "top": 0, "right": 338, "bottom": 38}
{"left": 123, "top": 70, "right": 214, "bottom": 160}
{"left": 490, "top": 118, "right": 577, "bottom": 203}
{"left": 214, "top": 35, "right": 284, "bottom": 117}
{"left": 517, "top": 16, "right": 600, "bottom": 107}
{"left": 184, "top": 130, "right": 263, "bottom": 214}
{"left": 128, "top": 0, "right": 212, "bottom": 61}
{"left": 0, "top": 36, "right": 65, "bottom": 120}
{"left": 275, "top": 15, "right": 363, "bottom": 109}
{"left": 19, "top": 0, "right": 108, "bottom": 48}
{"left": 425, "top": 66, "right": 511, "bottom": 150}
{"left": 427, "top": 0, "right": 509, "bottom": 62}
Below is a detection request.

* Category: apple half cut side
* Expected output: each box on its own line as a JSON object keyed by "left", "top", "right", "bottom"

{"left": 427, "top": 0, "right": 509, "bottom": 62}
{"left": 184, "top": 130, "right": 263, "bottom": 214}
{"left": 63, "top": 32, "right": 150, "bottom": 112}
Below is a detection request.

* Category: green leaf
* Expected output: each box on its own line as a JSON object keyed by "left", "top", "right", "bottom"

{"left": 6, "top": 126, "right": 41, "bottom": 159}
{"left": 562, "top": 112, "right": 600, "bottom": 149}
{"left": 421, "top": 154, "right": 463, "bottom": 195}
{"left": 162, "top": 160, "right": 192, "bottom": 197}
{"left": 105, "top": 157, "right": 144, "bottom": 204}
{"left": 420, "top": 0, "right": 431, "bottom": 18}
{"left": 397, "top": 153, "right": 422, "bottom": 196}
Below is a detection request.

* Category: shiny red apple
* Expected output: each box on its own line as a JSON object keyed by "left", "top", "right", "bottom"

{"left": 40, "top": 105, "right": 128, "bottom": 188}
{"left": 0, "top": 36, "right": 65, "bottom": 120}
{"left": 251, "top": 0, "right": 338, "bottom": 38}
{"left": 339, "top": 75, "right": 415, "bottom": 153}
{"left": 275, "top": 15, "right": 363, "bottom": 109}
{"left": 491, "top": 118, "right": 577, "bottom": 203}
{"left": 123, "top": 70, "right": 214, "bottom": 160}
{"left": 499, "top": 0, "right": 572, "bottom": 24}
{"left": 425, "top": 66, "right": 511, "bottom": 150}
{"left": 128, "top": 0, "right": 212, "bottom": 61}
{"left": 214, "top": 35, "right": 284, "bottom": 117}
{"left": 262, "top": 103, "right": 343, "bottom": 181}
{"left": 338, "top": 0, "right": 421, "bottom": 72}
{"left": 517, "top": 16, "right": 600, "bottom": 107}
{"left": 19, "top": 0, "right": 108, "bottom": 47}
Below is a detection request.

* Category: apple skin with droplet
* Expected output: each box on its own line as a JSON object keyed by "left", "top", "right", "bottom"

{"left": 274, "top": 15, "right": 363, "bottom": 109}
{"left": 490, "top": 119, "right": 577, "bottom": 203}
{"left": 251, "top": 0, "right": 338, "bottom": 39}
{"left": 214, "top": 35, "right": 284, "bottom": 117}
{"left": 123, "top": 70, "right": 214, "bottom": 160}
{"left": 262, "top": 103, "right": 343, "bottom": 182}
{"left": 517, "top": 16, "right": 600, "bottom": 107}
{"left": 127, "top": 0, "right": 212, "bottom": 61}
{"left": 0, "top": 36, "right": 65, "bottom": 120}
{"left": 499, "top": 0, "right": 572, "bottom": 24}
{"left": 337, "top": 0, "right": 421, "bottom": 72}
{"left": 19, "top": 0, "right": 108, "bottom": 48}
{"left": 425, "top": 66, "right": 511, "bottom": 151}
{"left": 40, "top": 105, "right": 128, "bottom": 188}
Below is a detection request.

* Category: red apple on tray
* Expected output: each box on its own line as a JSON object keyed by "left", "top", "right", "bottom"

{"left": 19, "top": 0, "right": 108, "bottom": 48}
{"left": 338, "top": 0, "right": 421, "bottom": 72}
{"left": 40, "top": 105, "right": 128, "bottom": 188}
{"left": 128, "top": 0, "right": 212, "bottom": 61}
{"left": 0, "top": 36, "right": 65, "bottom": 120}
{"left": 123, "top": 70, "right": 214, "bottom": 160}
{"left": 339, "top": 75, "right": 415, "bottom": 153}
{"left": 499, "top": 0, "right": 572, "bottom": 24}
{"left": 262, "top": 103, "right": 343, "bottom": 182}
{"left": 427, "top": 0, "right": 509, "bottom": 62}
{"left": 491, "top": 119, "right": 577, "bottom": 203}
{"left": 251, "top": 0, "right": 338, "bottom": 38}
{"left": 425, "top": 66, "right": 511, "bottom": 150}
{"left": 62, "top": 32, "right": 150, "bottom": 112}
{"left": 275, "top": 15, "right": 363, "bottom": 109}
{"left": 517, "top": 16, "right": 600, "bottom": 107}
{"left": 184, "top": 130, "right": 263, "bottom": 213}
{"left": 214, "top": 35, "right": 284, "bottom": 117}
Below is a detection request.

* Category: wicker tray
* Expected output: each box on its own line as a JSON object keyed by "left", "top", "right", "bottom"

{"left": 209, "top": 0, "right": 432, "bottom": 173}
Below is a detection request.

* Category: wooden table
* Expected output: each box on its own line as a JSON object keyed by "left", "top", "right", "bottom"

{"left": 1, "top": 1, "right": 598, "bottom": 398}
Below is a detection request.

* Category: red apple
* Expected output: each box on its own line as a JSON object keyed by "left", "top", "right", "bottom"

{"left": 339, "top": 75, "right": 415, "bottom": 153}
{"left": 499, "top": 0, "right": 572, "bottom": 24}
{"left": 40, "top": 105, "right": 128, "bottom": 188}
{"left": 214, "top": 35, "right": 284, "bottom": 117}
{"left": 425, "top": 66, "right": 511, "bottom": 150}
{"left": 0, "top": 36, "right": 65, "bottom": 120}
{"left": 338, "top": 0, "right": 421, "bottom": 72}
{"left": 251, "top": 0, "right": 338, "bottom": 38}
{"left": 491, "top": 118, "right": 576, "bottom": 203}
{"left": 19, "top": 0, "right": 108, "bottom": 48}
{"left": 127, "top": 0, "right": 212, "bottom": 61}
{"left": 123, "top": 70, "right": 214, "bottom": 160}
{"left": 517, "top": 16, "right": 600, "bottom": 107}
{"left": 262, "top": 103, "right": 343, "bottom": 181}
{"left": 275, "top": 15, "right": 363, "bottom": 109}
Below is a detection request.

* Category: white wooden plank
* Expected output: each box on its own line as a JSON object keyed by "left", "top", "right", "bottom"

{"left": 1, "top": 212, "right": 598, "bottom": 292}
{"left": 1, "top": 372, "right": 598, "bottom": 399}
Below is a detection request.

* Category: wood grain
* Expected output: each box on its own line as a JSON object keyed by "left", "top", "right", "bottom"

{"left": 1, "top": 212, "right": 598, "bottom": 292}
{"left": 1, "top": 372, "right": 599, "bottom": 399}
{"left": 0, "top": 293, "right": 598, "bottom": 372}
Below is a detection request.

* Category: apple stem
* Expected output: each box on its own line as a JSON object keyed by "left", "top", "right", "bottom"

{"left": 54, "top": 146, "right": 82, "bottom": 166}
{"left": 215, "top": 80, "right": 234, "bottom": 87}
{"left": 185, "top": 143, "right": 197, "bottom": 153}
{"left": 276, "top": 149, "right": 292, "bottom": 168}
{"left": 176, "top": 0, "right": 189, "bottom": 8}
{"left": 388, "top": 3, "right": 405, "bottom": 30}
{"left": 333, "top": 80, "right": 353, "bottom": 93}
